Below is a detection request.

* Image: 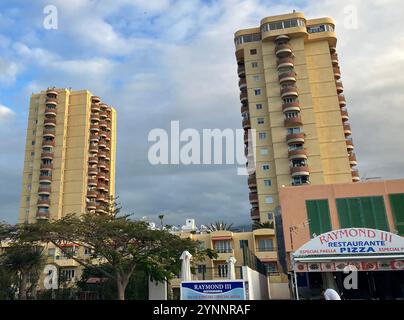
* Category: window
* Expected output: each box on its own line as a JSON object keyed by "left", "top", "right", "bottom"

{"left": 84, "top": 248, "right": 93, "bottom": 256}
{"left": 264, "top": 263, "right": 278, "bottom": 274}
{"left": 260, "top": 148, "right": 268, "bottom": 156}
{"left": 217, "top": 264, "right": 228, "bottom": 278}
{"left": 262, "top": 164, "right": 270, "bottom": 171}
{"left": 214, "top": 240, "right": 232, "bottom": 253}
{"left": 287, "top": 127, "right": 301, "bottom": 135}
{"left": 250, "top": 49, "right": 257, "bottom": 55}
{"left": 48, "top": 248, "right": 56, "bottom": 257}
{"left": 284, "top": 111, "right": 299, "bottom": 119}
{"left": 26, "top": 196, "right": 30, "bottom": 202}
{"left": 259, "top": 132, "right": 267, "bottom": 140}
{"left": 288, "top": 143, "right": 303, "bottom": 151}
{"left": 27, "top": 184, "right": 31, "bottom": 191}
{"left": 254, "top": 88, "right": 262, "bottom": 96}
{"left": 256, "top": 104, "right": 263, "bottom": 110}
{"left": 32, "top": 130, "right": 36, "bottom": 136}
{"left": 251, "top": 62, "right": 258, "bottom": 68}
{"left": 239, "top": 240, "right": 249, "bottom": 249}
{"left": 253, "top": 75, "right": 260, "bottom": 81}
{"left": 293, "top": 176, "right": 310, "bottom": 185}
{"left": 30, "top": 151, "right": 35, "bottom": 157}
{"left": 258, "top": 239, "right": 274, "bottom": 251}
{"left": 197, "top": 265, "right": 207, "bottom": 274}
{"left": 264, "top": 180, "right": 272, "bottom": 187}
{"left": 267, "top": 212, "right": 274, "bottom": 220}
{"left": 265, "top": 196, "right": 274, "bottom": 204}
{"left": 257, "top": 118, "right": 264, "bottom": 124}
{"left": 60, "top": 269, "right": 76, "bottom": 282}
{"left": 31, "top": 140, "right": 35, "bottom": 146}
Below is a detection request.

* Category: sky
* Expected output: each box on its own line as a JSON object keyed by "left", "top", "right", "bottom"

{"left": 0, "top": 0, "right": 403, "bottom": 228}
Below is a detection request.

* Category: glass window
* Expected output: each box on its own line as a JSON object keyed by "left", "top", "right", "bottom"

{"left": 258, "top": 239, "right": 274, "bottom": 251}
{"left": 217, "top": 264, "right": 228, "bottom": 278}
{"left": 264, "top": 180, "right": 272, "bottom": 187}
{"left": 31, "top": 140, "right": 35, "bottom": 145}
{"left": 251, "top": 62, "right": 258, "bottom": 68}
{"left": 260, "top": 148, "right": 268, "bottom": 156}
{"left": 257, "top": 118, "right": 264, "bottom": 124}
{"left": 265, "top": 196, "right": 274, "bottom": 204}
{"left": 214, "top": 240, "right": 232, "bottom": 253}
{"left": 239, "top": 240, "right": 248, "bottom": 249}
{"left": 250, "top": 49, "right": 257, "bottom": 55}
{"left": 287, "top": 127, "right": 301, "bottom": 134}
{"left": 48, "top": 248, "right": 56, "bottom": 257}
{"left": 262, "top": 164, "right": 270, "bottom": 171}
{"left": 253, "top": 75, "right": 260, "bottom": 81}
{"left": 197, "top": 264, "right": 207, "bottom": 274}
{"left": 267, "top": 212, "right": 274, "bottom": 220}
{"left": 259, "top": 132, "right": 267, "bottom": 140}
{"left": 283, "top": 20, "right": 291, "bottom": 28}
{"left": 256, "top": 104, "right": 263, "bottom": 110}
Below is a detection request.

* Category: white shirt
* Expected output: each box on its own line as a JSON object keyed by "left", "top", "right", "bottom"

{"left": 324, "top": 288, "right": 341, "bottom": 300}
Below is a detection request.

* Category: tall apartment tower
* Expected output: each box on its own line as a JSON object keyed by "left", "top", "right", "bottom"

{"left": 234, "top": 12, "right": 359, "bottom": 223}
{"left": 18, "top": 88, "right": 116, "bottom": 224}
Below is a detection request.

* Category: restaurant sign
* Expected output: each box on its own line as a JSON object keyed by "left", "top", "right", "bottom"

{"left": 294, "top": 228, "right": 404, "bottom": 257}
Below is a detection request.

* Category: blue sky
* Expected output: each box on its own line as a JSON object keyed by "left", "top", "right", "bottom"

{"left": 0, "top": 0, "right": 403, "bottom": 227}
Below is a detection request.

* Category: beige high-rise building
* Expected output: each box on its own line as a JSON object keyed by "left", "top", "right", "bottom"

{"left": 18, "top": 88, "right": 116, "bottom": 224}
{"left": 234, "top": 12, "right": 359, "bottom": 224}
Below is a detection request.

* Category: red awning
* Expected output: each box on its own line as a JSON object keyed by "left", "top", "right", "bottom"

{"left": 86, "top": 277, "right": 108, "bottom": 284}
{"left": 212, "top": 236, "right": 232, "bottom": 241}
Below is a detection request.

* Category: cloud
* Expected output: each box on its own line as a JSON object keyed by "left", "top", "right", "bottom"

{"left": 0, "top": 105, "right": 14, "bottom": 121}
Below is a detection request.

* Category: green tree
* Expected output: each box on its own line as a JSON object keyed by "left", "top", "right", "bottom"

{"left": 29, "top": 208, "right": 214, "bottom": 300}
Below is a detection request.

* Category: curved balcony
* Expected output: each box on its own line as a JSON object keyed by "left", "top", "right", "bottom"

{"left": 99, "top": 111, "right": 108, "bottom": 119}
{"left": 44, "top": 118, "right": 56, "bottom": 126}
{"left": 278, "top": 71, "right": 297, "bottom": 84}
{"left": 331, "top": 53, "right": 339, "bottom": 65}
{"left": 250, "top": 208, "right": 260, "bottom": 220}
{"left": 89, "top": 144, "right": 98, "bottom": 153}
{"left": 90, "top": 124, "right": 100, "bottom": 132}
{"left": 104, "top": 142, "right": 111, "bottom": 151}
{"left": 97, "top": 182, "right": 107, "bottom": 191}
{"left": 335, "top": 80, "right": 344, "bottom": 94}
{"left": 36, "top": 211, "right": 50, "bottom": 220}
{"left": 351, "top": 170, "right": 360, "bottom": 182}
{"left": 341, "top": 110, "right": 349, "bottom": 121}
{"left": 330, "top": 47, "right": 337, "bottom": 54}
{"left": 282, "top": 101, "right": 300, "bottom": 112}
{"left": 105, "top": 152, "right": 110, "bottom": 161}
{"left": 105, "top": 133, "right": 111, "bottom": 141}
{"left": 41, "top": 152, "right": 54, "bottom": 160}
{"left": 277, "top": 57, "right": 294, "bottom": 69}
{"left": 349, "top": 153, "right": 357, "bottom": 166}
{"left": 39, "top": 175, "right": 52, "bottom": 183}
{"left": 88, "top": 167, "right": 98, "bottom": 175}
{"left": 237, "top": 65, "right": 246, "bottom": 77}
{"left": 45, "top": 107, "right": 57, "bottom": 116}
{"left": 90, "top": 134, "right": 99, "bottom": 142}
{"left": 46, "top": 89, "right": 58, "bottom": 97}
{"left": 87, "top": 201, "right": 97, "bottom": 210}
{"left": 248, "top": 174, "right": 257, "bottom": 188}
{"left": 106, "top": 125, "right": 111, "bottom": 132}
{"left": 98, "top": 151, "right": 107, "bottom": 158}
{"left": 288, "top": 149, "right": 307, "bottom": 160}
{"left": 91, "top": 107, "right": 100, "bottom": 116}
{"left": 249, "top": 192, "right": 258, "bottom": 204}
{"left": 239, "top": 78, "right": 247, "bottom": 89}
{"left": 290, "top": 166, "right": 310, "bottom": 177}
{"left": 45, "top": 97, "right": 58, "bottom": 106}
{"left": 338, "top": 95, "right": 346, "bottom": 106}
{"left": 37, "top": 199, "right": 50, "bottom": 207}
{"left": 91, "top": 96, "right": 101, "bottom": 104}
{"left": 38, "top": 186, "right": 51, "bottom": 195}
{"left": 275, "top": 34, "right": 290, "bottom": 43}
{"left": 98, "top": 140, "right": 107, "bottom": 149}
{"left": 275, "top": 43, "right": 293, "bottom": 57}
{"left": 284, "top": 115, "right": 302, "bottom": 127}
{"left": 43, "top": 128, "right": 55, "bottom": 138}
{"left": 286, "top": 133, "right": 305, "bottom": 144}
{"left": 242, "top": 118, "right": 251, "bottom": 129}
{"left": 88, "top": 156, "right": 98, "bottom": 164}
{"left": 240, "top": 91, "right": 248, "bottom": 102}
{"left": 333, "top": 67, "right": 341, "bottom": 79}
{"left": 97, "top": 160, "right": 106, "bottom": 169}
{"left": 99, "top": 120, "right": 108, "bottom": 129}
{"left": 87, "top": 190, "right": 97, "bottom": 198}
{"left": 96, "top": 194, "right": 106, "bottom": 202}
{"left": 99, "top": 131, "right": 107, "bottom": 138}
{"left": 88, "top": 178, "right": 97, "bottom": 186}
{"left": 42, "top": 140, "right": 55, "bottom": 148}
{"left": 346, "top": 140, "right": 354, "bottom": 151}
{"left": 241, "top": 104, "right": 249, "bottom": 114}
{"left": 91, "top": 113, "right": 100, "bottom": 122}
{"left": 343, "top": 123, "right": 352, "bottom": 135}
{"left": 99, "top": 103, "right": 108, "bottom": 111}
{"left": 40, "top": 163, "right": 53, "bottom": 170}
{"left": 95, "top": 205, "right": 106, "bottom": 214}
{"left": 244, "top": 131, "right": 250, "bottom": 145}
{"left": 280, "top": 86, "right": 298, "bottom": 98}
{"left": 98, "top": 172, "right": 107, "bottom": 180}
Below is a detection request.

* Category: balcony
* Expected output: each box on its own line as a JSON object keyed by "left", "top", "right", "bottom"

{"left": 87, "top": 190, "right": 97, "bottom": 198}
{"left": 88, "top": 167, "right": 98, "bottom": 175}
{"left": 240, "top": 91, "right": 248, "bottom": 102}
{"left": 98, "top": 172, "right": 107, "bottom": 180}
{"left": 37, "top": 199, "right": 50, "bottom": 207}
{"left": 97, "top": 160, "right": 107, "bottom": 169}
{"left": 38, "top": 186, "right": 51, "bottom": 195}
{"left": 333, "top": 67, "right": 341, "bottom": 79}
{"left": 90, "top": 124, "right": 100, "bottom": 132}
{"left": 286, "top": 132, "right": 305, "bottom": 144}
{"left": 282, "top": 101, "right": 300, "bottom": 112}
{"left": 42, "top": 139, "right": 55, "bottom": 148}
{"left": 284, "top": 115, "right": 302, "bottom": 127}
{"left": 288, "top": 149, "right": 307, "bottom": 159}
{"left": 91, "top": 104, "right": 100, "bottom": 113}
{"left": 238, "top": 78, "right": 247, "bottom": 89}
{"left": 351, "top": 170, "right": 360, "bottom": 181}
{"left": 338, "top": 95, "right": 346, "bottom": 106}
{"left": 278, "top": 71, "right": 296, "bottom": 83}
{"left": 99, "top": 120, "right": 108, "bottom": 128}
{"left": 98, "top": 151, "right": 107, "bottom": 158}
{"left": 241, "top": 104, "right": 249, "bottom": 114}
{"left": 96, "top": 194, "right": 106, "bottom": 202}
{"left": 87, "top": 200, "right": 97, "bottom": 210}
{"left": 43, "top": 128, "right": 55, "bottom": 138}
{"left": 99, "top": 131, "right": 107, "bottom": 138}
{"left": 250, "top": 208, "right": 260, "bottom": 220}
{"left": 249, "top": 192, "right": 258, "bottom": 204}
{"left": 341, "top": 109, "right": 349, "bottom": 121}
{"left": 91, "top": 113, "right": 100, "bottom": 122}
{"left": 331, "top": 53, "right": 339, "bottom": 65}
{"left": 343, "top": 123, "right": 352, "bottom": 135}
{"left": 95, "top": 205, "right": 106, "bottom": 213}
{"left": 275, "top": 43, "right": 292, "bottom": 57}
{"left": 280, "top": 86, "right": 298, "bottom": 98}
{"left": 335, "top": 80, "right": 344, "bottom": 94}
{"left": 330, "top": 46, "right": 337, "bottom": 54}
{"left": 255, "top": 249, "right": 278, "bottom": 261}
{"left": 237, "top": 65, "right": 245, "bottom": 77}
{"left": 40, "top": 163, "right": 53, "bottom": 170}
{"left": 349, "top": 153, "right": 357, "bottom": 166}
{"left": 45, "top": 107, "right": 57, "bottom": 116}
{"left": 44, "top": 118, "right": 56, "bottom": 126}
{"left": 248, "top": 174, "right": 257, "bottom": 188}
{"left": 39, "top": 175, "right": 52, "bottom": 183}
{"left": 98, "top": 140, "right": 107, "bottom": 149}
{"left": 90, "top": 134, "right": 99, "bottom": 142}
{"left": 88, "top": 178, "right": 97, "bottom": 186}
{"left": 243, "top": 131, "right": 250, "bottom": 145}
{"left": 105, "top": 133, "right": 111, "bottom": 141}
{"left": 36, "top": 211, "right": 50, "bottom": 220}
{"left": 346, "top": 139, "right": 354, "bottom": 151}
{"left": 242, "top": 118, "right": 251, "bottom": 129}
{"left": 97, "top": 182, "right": 107, "bottom": 191}
{"left": 88, "top": 156, "right": 98, "bottom": 164}
{"left": 46, "top": 89, "right": 58, "bottom": 97}
{"left": 290, "top": 165, "right": 310, "bottom": 177}
{"left": 41, "top": 152, "right": 54, "bottom": 159}
{"left": 89, "top": 144, "right": 98, "bottom": 153}
{"left": 277, "top": 57, "right": 294, "bottom": 69}
{"left": 91, "top": 96, "right": 101, "bottom": 104}
{"left": 45, "top": 97, "right": 58, "bottom": 105}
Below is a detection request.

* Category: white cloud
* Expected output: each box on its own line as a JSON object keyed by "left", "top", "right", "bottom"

{"left": 0, "top": 105, "right": 14, "bottom": 122}
{"left": 0, "top": 58, "right": 20, "bottom": 84}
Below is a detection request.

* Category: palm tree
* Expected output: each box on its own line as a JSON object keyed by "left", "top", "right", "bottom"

{"left": 252, "top": 221, "right": 274, "bottom": 230}
{"left": 1, "top": 244, "right": 45, "bottom": 300}
{"left": 158, "top": 214, "right": 164, "bottom": 229}
{"left": 208, "top": 221, "right": 234, "bottom": 232}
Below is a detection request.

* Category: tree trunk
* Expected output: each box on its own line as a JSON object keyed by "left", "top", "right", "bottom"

{"left": 19, "top": 273, "right": 28, "bottom": 300}
{"left": 116, "top": 273, "right": 129, "bottom": 300}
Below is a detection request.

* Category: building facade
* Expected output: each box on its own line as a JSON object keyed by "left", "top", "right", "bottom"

{"left": 234, "top": 12, "right": 358, "bottom": 224}
{"left": 18, "top": 88, "right": 116, "bottom": 224}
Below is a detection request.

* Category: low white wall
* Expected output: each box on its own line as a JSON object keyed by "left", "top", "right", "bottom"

{"left": 148, "top": 279, "right": 168, "bottom": 300}
{"left": 242, "top": 266, "right": 269, "bottom": 300}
